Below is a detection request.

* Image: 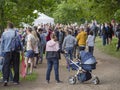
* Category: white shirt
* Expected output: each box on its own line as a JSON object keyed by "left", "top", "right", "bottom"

{"left": 26, "top": 34, "right": 36, "bottom": 51}
{"left": 86, "top": 35, "right": 95, "bottom": 46}
{"left": 34, "top": 38, "right": 39, "bottom": 53}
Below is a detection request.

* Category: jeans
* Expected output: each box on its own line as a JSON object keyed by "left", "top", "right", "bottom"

{"left": 116, "top": 39, "right": 120, "bottom": 51}
{"left": 3, "top": 51, "right": 20, "bottom": 83}
{"left": 40, "top": 44, "right": 45, "bottom": 62}
{"left": 88, "top": 46, "right": 94, "bottom": 55}
{"left": 46, "top": 58, "right": 59, "bottom": 81}
{"left": 79, "top": 46, "right": 85, "bottom": 51}
{"left": 65, "top": 47, "right": 74, "bottom": 60}
{"left": 102, "top": 35, "right": 106, "bottom": 46}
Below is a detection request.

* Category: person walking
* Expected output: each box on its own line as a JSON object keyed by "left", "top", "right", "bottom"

{"left": 38, "top": 28, "right": 46, "bottom": 63}
{"left": 46, "top": 33, "right": 62, "bottom": 83}
{"left": 62, "top": 29, "right": 76, "bottom": 61}
{"left": 0, "top": 22, "right": 22, "bottom": 86}
{"left": 76, "top": 28, "right": 87, "bottom": 52}
{"left": 86, "top": 31, "right": 95, "bottom": 55}
{"left": 31, "top": 30, "right": 39, "bottom": 68}
{"left": 25, "top": 27, "right": 35, "bottom": 75}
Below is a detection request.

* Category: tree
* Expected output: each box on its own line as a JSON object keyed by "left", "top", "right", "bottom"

{"left": 53, "top": 0, "right": 83, "bottom": 24}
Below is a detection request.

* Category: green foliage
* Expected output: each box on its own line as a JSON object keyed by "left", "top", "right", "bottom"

{"left": 53, "top": 0, "right": 120, "bottom": 24}
{"left": 0, "top": 0, "right": 63, "bottom": 30}
{"left": 53, "top": 0, "right": 83, "bottom": 24}
{"left": 114, "top": 9, "right": 120, "bottom": 22}
{"left": 1, "top": 0, "right": 120, "bottom": 30}
{"left": 89, "top": 0, "right": 120, "bottom": 22}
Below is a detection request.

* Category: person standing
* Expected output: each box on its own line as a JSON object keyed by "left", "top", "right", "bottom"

{"left": 86, "top": 31, "right": 95, "bottom": 55}
{"left": 76, "top": 28, "right": 87, "bottom": 51}
{"left": 38, "top": 28, "right": 46, "bottom": 63}
{"left": 25, "top": 27, "right": 35, "bottom": 75}
{"left": 31, "top": 30, "right": 39, "bottom": 68}
{"left": 62, "top": 29, "right": 76, "bottom": 61}
{"left": 0, "top": 22, "right": 22, "bottom": 86}
{"left": 46, "top": 33, "right": 62, "bottom": 83}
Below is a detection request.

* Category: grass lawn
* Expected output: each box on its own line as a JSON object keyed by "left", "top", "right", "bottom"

{"left": 95, "top": 36, "right": 120, "bottom": 58}
{"left": 20, "top": 72, "right": 38, "bottom": 82}
{"left": 0, "top": 71, "right": 38, "bottom": 82}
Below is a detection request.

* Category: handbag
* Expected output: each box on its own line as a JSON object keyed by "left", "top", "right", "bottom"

{"left": 46, "top": 51, "right": 59, "bottom": 59}
{"left": 20, "top": 53, "right": 26, "bottom": 78}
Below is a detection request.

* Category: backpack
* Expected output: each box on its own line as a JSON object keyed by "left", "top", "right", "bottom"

{"left": 10, "top": 31, "right": 22, "bottom": 51}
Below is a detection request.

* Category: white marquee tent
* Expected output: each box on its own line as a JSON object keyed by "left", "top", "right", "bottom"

{"left": 33, "top": 13, "right": 54, "bottom": 26}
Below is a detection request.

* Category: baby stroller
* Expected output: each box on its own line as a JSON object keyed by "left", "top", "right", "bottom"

{"left": 65, "top": 51, "right": 100, "bottom": 85}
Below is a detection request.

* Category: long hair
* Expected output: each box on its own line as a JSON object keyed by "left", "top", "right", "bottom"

{"left": 31, "top": 30, "right": 39, "bottom": 42}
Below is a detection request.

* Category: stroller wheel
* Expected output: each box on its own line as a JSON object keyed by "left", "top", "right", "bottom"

{"left": 93, "top": 76, "right": 100, "bottom": 85}
{"left": 68, "top": 76, "right": 76, "bottom": 85}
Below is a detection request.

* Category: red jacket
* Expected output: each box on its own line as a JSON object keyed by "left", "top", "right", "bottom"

{"left": 46, "top": 29, "right": 53, "bottom": 41}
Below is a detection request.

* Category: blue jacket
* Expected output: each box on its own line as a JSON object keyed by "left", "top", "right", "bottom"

{"left": 0, "top": 29, "right": 21, "bottom": 54}
{"left": 40, "top": 33, "right": 46, "bottom": 45}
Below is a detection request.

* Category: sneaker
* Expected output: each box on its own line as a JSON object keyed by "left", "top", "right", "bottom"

{"left": 3, "top": 81, "right": 8, "bottom": 86}
{"left": 56, "top": 80, "right": 63, "bottom": 83}
{"left": 46, "top": 80, "right": 49, "bottom": 84}
{"left": 13, "top": 82, "right": 19, "bottom": 85}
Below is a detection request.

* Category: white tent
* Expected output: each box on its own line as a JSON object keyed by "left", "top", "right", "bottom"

{"left": 33, "top": 13, "right": 54, "bottom": 26}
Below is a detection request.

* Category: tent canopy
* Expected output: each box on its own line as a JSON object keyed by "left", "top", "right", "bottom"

{"left": 33, "top": 13, "right": 54, "bottom": 26}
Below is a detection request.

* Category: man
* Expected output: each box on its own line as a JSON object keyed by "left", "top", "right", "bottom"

{"left": 76, "top": 28, "right": 87, "bottom": 51}
{"left": 0, "top": 22, "right": 22, "bottom": 86}
{"left": 38, "top": 28, "right": 46, "bottom": 63}
{"left": 62, "top": 29, "right": 76, "bottom": 61}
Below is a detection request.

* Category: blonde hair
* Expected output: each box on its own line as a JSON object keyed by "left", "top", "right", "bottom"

{"left": 31, "top": 30, "right": 39, "bottom": 41}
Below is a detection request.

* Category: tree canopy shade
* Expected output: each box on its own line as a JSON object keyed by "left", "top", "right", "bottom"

{"left": 0, "top": 0, "right": 120, "bottom": 34}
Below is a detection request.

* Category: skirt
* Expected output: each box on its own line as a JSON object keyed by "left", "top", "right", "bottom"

{"left": 25, "top": 50, "right": 34, "bottom": 58}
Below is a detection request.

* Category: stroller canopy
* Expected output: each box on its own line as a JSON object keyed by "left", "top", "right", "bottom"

{"left": 80, "top": 51, "right": 96, "bottom": 64}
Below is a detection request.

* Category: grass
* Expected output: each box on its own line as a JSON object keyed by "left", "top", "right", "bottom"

{"left": 20, "top": 72, "right": 38, "bottom": 81}
{"left": 95, "top": 36, "right": 120, "bottom": 58}
{"left": 0, "top": 71, "right": 38, "bottom": 82}
{"left": 0, "top": 53, "right": 38, "bottom": 82}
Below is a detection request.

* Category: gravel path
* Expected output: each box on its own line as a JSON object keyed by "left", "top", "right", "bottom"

{"left": 1, "top": 48, "right": 120, "bottom": 90}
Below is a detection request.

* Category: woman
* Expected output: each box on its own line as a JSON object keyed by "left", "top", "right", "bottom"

{"left": 46, "top": 33, "right": 62, "bottom": 83}
{"left": 25, "top": 27, "right": 35, "bottom": 75}
{"left": 31, "top": 30, "right": 39, "bottom": 68}
{"left": 86, "top": 31, "right": 95, "bottom": 55}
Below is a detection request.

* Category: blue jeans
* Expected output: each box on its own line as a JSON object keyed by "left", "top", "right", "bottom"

{"left": 88, "top": 46, "right": 94, "bottom": 55}
{"left": 46, "top": 58, "right": 59, "bottom": 81}
{"left": 65, "top": 47, "right": 74, "bottom": 60}
{"left": 102, "top": 35, "right": 107, "bottom": 46}
{"left": 40, "top": 44, "right": 45, "bottom": 62}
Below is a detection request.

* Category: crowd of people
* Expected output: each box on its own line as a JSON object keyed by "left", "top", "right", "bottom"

{"left": 0, "top": 20, "right": 120, "bottom": 86}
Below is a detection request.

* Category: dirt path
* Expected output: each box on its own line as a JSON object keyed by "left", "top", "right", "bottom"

{"left": 1, "top": 48, "right": 120, "bottom": 90}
